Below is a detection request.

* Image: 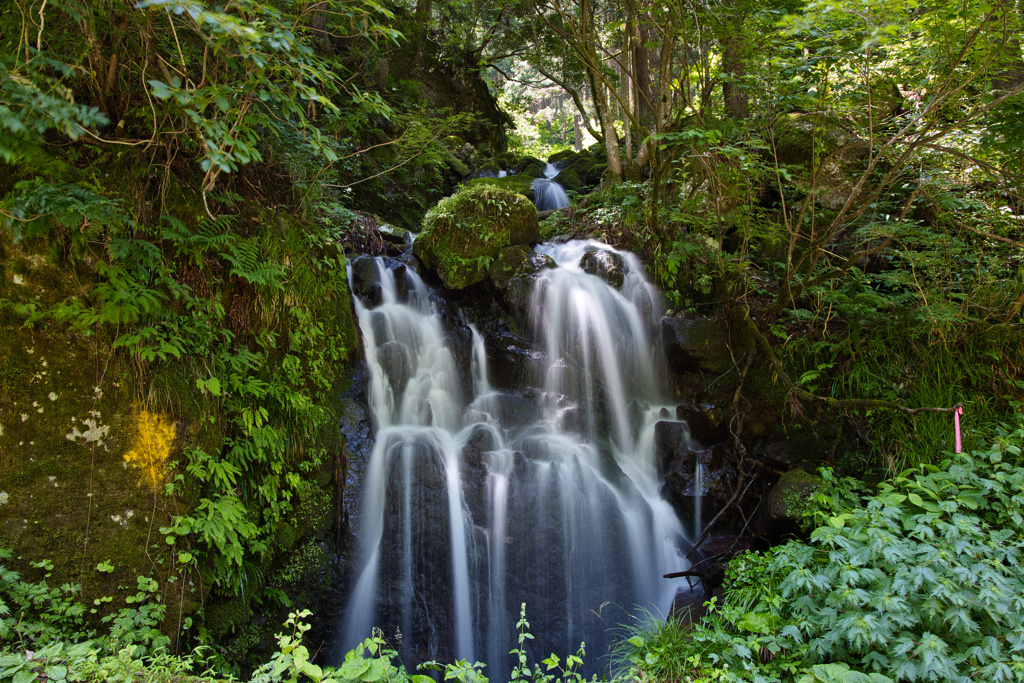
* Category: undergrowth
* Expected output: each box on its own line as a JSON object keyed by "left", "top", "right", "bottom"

{"left": 619, "top": 417, "right": 1024, "bottom": 683}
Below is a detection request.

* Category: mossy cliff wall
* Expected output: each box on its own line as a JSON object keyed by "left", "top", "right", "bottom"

{"left": 0, "top": 232, "right": 200, "bottom": 632}
{"left": 0, "top": 215, "right": 359, "bottom": 655}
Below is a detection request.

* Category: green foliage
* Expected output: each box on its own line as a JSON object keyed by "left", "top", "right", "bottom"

{"left": 0, "top": 56, "right": 108, "bottom": 170}
{"left": 0, "top": 550, "right": 171, "bottom": 660}
{"left": 621, "top": 420, "right": 1024, "bottom": 682}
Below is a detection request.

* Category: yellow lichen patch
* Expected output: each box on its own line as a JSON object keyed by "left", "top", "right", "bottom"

{"left": 123, "top": 407, "right": 175, "bottom": 492}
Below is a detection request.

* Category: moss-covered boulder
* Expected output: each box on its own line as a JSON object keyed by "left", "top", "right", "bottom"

{"left": 563, "top": 158, "right": 598, "bottom": 183}
{"left": 548, "top": 149, "right": 580, "bottom": 164}
{"left": 520, "top": 163, "right": 545, "bottom": 178}
{"left": 586, "top": 164, "right": 608, "bottom": 186}
{"left": 413, "top": 185, "right": 539, "bottom": 290}
{"left": 556, "top": 169, "right": 583, "bottom": 192}
{"left": 471, "top": 160, "right": 501, "bottom": 178}
{"left": 766, "top": 468, "right": 823, "bottom": 524}
{"left": 464, "top": 173, "right": 535, "bottom": 201}
{"left": 514, "top": 156, "right": 544, "bottom": 174}
{"left": 772, "top": 113, "right": 871, "bottom": 210}
{"left": 493, "top": 152, "right": 518, "bottom": 169}
{"left": 851, "top": 77, "right": 905, "bottom": 125}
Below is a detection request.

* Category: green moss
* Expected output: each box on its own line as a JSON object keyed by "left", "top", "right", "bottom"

{"left": 489, "top": 245, "right": 532, "bottom": 289}
{"left": 520, "top": 163, "right": 544, "bottom": 178}
{"left": 768, "top": 468, "right": 823, "bottom": 521}
{"left": 446, "top": 152, "right": 470, "bottom": 178}
{"left": 493, "top": 152, "right": 517, "bottom": 168}
{"left": 557, "top": 169, "right": 583, "bottom": 191}
{"left": 586, "top": 164, "right": 607, "bottom": 185}
{"left": 514, "top": 156, "right": 543, "bottom": 174}
{"left": 548, "top": 149, "right": 580, "bottom": 164}
{"left": 203, "top": 597, "right": 253, "bottom": 639}
{"left": 464, "top": 173, "right": 535, "bottom": 201}
{"left": 413, "top": 185, "right": 539, "bottom": 289}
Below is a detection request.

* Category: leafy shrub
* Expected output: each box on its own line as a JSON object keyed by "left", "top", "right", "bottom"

{"left": 622, "top": 420, "right": 1024, "bottom": 682}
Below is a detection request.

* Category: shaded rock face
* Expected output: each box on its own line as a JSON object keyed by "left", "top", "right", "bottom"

{"left": 349, "top": 255, "right": 408, "bottom": 307}
{"left": 772, "top": 113, "right": 871, "bottom": 210}
{"left": 662, "top": 316, "right": 734, "bottom": 376}
{"left": 655, "top": 421, "right": 738, "bottom": 519}
{"left": 413, "top": 186, "right": 539, "bottom": 290}
{"left": 403, "top": 42, "right": 511, "bottom": 153}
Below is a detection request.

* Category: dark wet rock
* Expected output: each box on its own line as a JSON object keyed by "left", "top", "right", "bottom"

{"left": 348, "top": 255, "right": 384, "bottom": 307}
{"left": 378, "top": 224, "right": 412, "bottom": 246}
{"left": 376, "top": 341, "right": 412, "bottom": 397}
{"left": 485, "top": 331, "right": 545, "bottom": 390}
{"left": 338, "top": 366, "right": 374, "bottom": 521}
{"left": 662, "top": 316, "right": 734, "bottom": 375}
{"left": 502, "top": 258, "right": 555, "bottom": 323}
{"left": 462, "top": 425, "right": 499, "bottom": 521}
{"left": 580, "top": 247, "right": 625, "bottom": 288}
{"left": 676, "top": 403, "right": 729, "bottom": 444}
{"left": 657, "top": 420, "right": 739, "bottom": 519}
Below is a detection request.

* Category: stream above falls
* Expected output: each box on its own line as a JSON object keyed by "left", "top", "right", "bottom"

{"left": 337, "top": 240, "right": 705, "bottom": 678}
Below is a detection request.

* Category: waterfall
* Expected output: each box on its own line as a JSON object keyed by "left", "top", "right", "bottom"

{"left": 340, "top": 241, "right": 688, "bottom": 677}
{"left": 532, "top": 163, "right": 570, "bottom": 211}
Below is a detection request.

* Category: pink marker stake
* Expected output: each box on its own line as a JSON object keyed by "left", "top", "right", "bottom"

{"left": 954, "top": 404, "right": 964, "bottom": 454}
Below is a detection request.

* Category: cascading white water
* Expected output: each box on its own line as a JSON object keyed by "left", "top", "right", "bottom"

{"left": 340, "top": 241, "right": 688, "bottom": 677}
{"left": 532, "top": 163, "right": 570, "bottom": 211}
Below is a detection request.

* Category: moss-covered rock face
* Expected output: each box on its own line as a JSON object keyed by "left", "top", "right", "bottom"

{"left": 413, "top": 185, "right": 539, "bottom": 290}
{"left": 0, "top": 234, "right": 203, "bottom": 639}
{"left": 766, "top": 468, "right": 823, "bottom": 523}
{"left": 772, "top": 113, "right": 871, "bottom": 210}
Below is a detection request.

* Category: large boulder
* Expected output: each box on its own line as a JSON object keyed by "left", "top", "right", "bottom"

{"left": 414, "top": 185, "right": 539, "bottom": 290}
{"left": 772, "top": 113, "right": 871, "bottom": 210}
{"left": 514, "top": 156, "right": 544, "bottom": 174}
{"left": 763, "top": 467, "right": 824, "bottom": 538}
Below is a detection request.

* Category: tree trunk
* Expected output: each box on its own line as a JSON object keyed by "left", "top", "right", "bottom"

{"left": 722, "top": 33, "right": 749, "bottom": 119}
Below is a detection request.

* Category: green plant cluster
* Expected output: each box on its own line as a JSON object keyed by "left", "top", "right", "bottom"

{"left": 623, "top": 422, "right": 1024, "bottom": 682}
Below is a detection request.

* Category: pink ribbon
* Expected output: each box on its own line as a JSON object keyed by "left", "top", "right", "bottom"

{"left": 954, "top": 404, "right": 964, "bottom": 454}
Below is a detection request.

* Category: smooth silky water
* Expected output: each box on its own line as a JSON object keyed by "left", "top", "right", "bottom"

{"left": 340, "top": 241, "right": 690, "bottom": 678}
